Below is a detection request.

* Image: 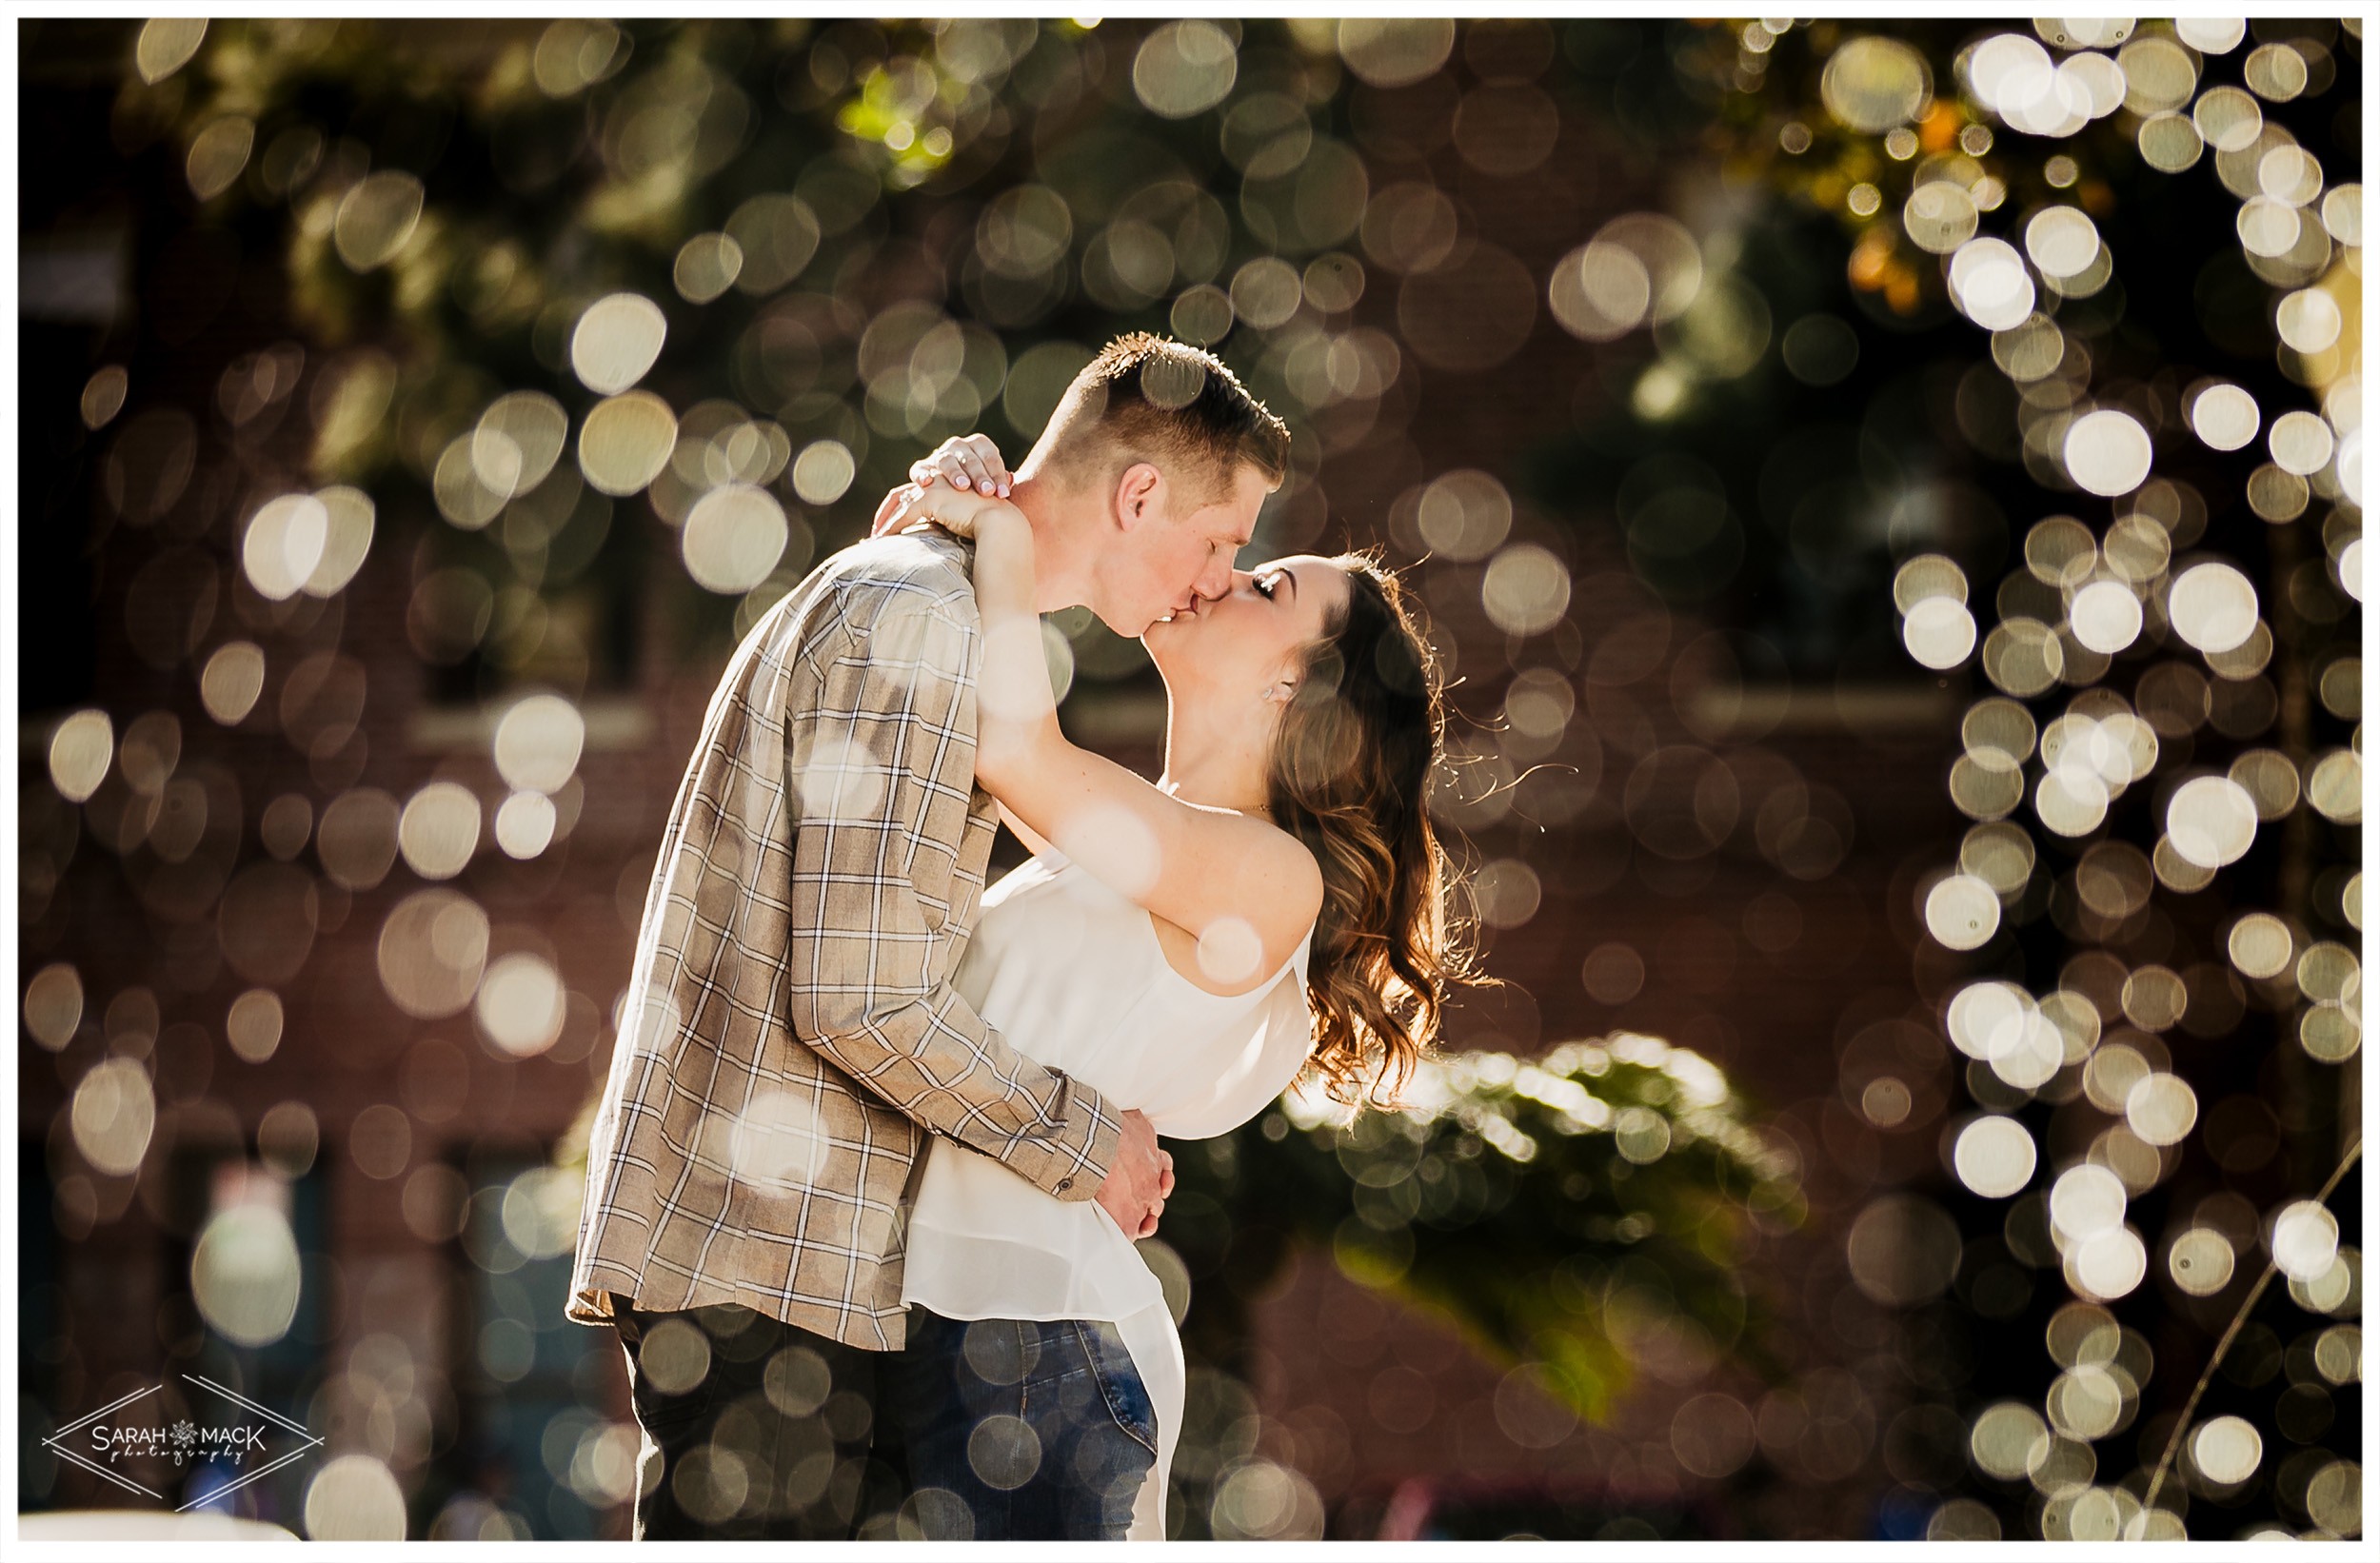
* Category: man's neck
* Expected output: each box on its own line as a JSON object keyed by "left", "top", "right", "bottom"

{"left": 1006, "top": 471, "right": 1096, "bottom": 615}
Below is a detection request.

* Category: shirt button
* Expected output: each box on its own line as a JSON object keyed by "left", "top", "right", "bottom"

{"left": 1056, "top": 1177, "right": 1073, "bottom": 1194}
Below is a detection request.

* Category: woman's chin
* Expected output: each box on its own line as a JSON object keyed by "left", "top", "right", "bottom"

{"left": 1141, "top": 620, "right": 1197, "bottom": 680}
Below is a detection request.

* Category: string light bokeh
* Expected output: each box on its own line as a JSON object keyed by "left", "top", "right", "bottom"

{"left": 1753, "top": 15, "right": 2362, "bottom": 1544}
{"left": 16, "top": 16, "right": 2360, "bottom": 1543}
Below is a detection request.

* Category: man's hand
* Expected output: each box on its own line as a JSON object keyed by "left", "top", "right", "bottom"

{"left": 1092, "top": 1109, "right": 1175, "bottom": 1240}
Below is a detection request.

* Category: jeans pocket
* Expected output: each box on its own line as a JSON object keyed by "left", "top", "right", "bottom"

{"left": 1070, "top": 1321, "right": 1160, "bottom": 1459}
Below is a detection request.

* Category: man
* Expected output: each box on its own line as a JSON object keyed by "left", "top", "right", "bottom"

{"left": 567, "top": 333, "right": 1292, "bottom": 1539}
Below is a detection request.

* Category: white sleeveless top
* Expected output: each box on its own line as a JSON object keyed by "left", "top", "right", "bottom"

{"left": 901, "top": 848, "right": 1316, "bottom": 1540}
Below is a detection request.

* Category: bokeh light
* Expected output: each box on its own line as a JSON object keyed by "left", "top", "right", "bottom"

{"left": 2165, "top": 776, "right": 2260, "bottom": 869}
{"left": 2271, "top": 1201, "right": 2341, "bottom": 1282}
{"left": 571, "top": 293, "right": 668, "bottom": 396}
{"left": 476, "top": 953, "right": 567, "bottom": 1058}
{"left": 377, "top": 888, "right": 490, "bottom": 1018}
{"left": 578, "top": 391, "right": 678, "bottom": 495}
{"left": 2190, "top": 383, "right": 2262, "bottom": 449}
{"left": 191, "top": 1196, "right": 304, "bottom": 1348}
{"left": 2063, "top": 409, "right": 2152, "bottom": 496}
{"left": 681, "top": 484, "right": 790, "bottom": 594}
{"left": 1821, "top": 36, "right": 1930, "bottom": 133}
{"left": 493, "top": 694, "right": 585, "bottom": 794}
{"left": 399, "top": 782, "right": 482, "bottom": 880}
{"left": 2191, "top": 1420, "right": 2264, "bottom": 1494}
{"left": 70, "top": 1058, "right": 155, "bottom": 1177}
{"left": 306, "top": 1455, "right": 409, "bottom": 1541}
{"left": 2167, "top": 563, "right": 2260, "bottom": 654}
{"left": 242, "top": 494, "right": 328, "bottom": 601}
{"left": 1953, "top": 1115, "right": 2035, "bottom": 1197}
{"left": 332, "top": 171, "right": 425, "bottom": 271}
{"left": 2169, "top": 1228, "right": 2236, "bottom": 1296}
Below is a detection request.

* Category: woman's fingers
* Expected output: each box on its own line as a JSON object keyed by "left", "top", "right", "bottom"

{"left": 869, "top": 484, "right": 917, "bottom": 537}
{"left": 942, "top": 453, "right": 993, "bottom": 495}
{"left": 911, "top": 434, "right": 1012, "bottom": 497}
{"left": 909, "top": 457, "right": 984, "bottom": 494}
{"left": 871, "top": 484, "right": 947, "bottom": 539}
{"left": 940, "top": 437, "right": 986, "bottom": 494}
{"left": 959, "top": 433, "right": 1012, "bottom": 497}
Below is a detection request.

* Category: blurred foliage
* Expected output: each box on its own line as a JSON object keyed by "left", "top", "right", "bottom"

{"left": 130, "top": 14, "right": 1980, "bottom": 690}
{"left": 1174, "top": 1036, "right": 1801, "bottom": 1422}
{"left": 144, "top": 18, "right": 1264, "bottom": 672}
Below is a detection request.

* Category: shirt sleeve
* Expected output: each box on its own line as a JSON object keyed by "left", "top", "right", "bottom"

{"left": 781, "top": 582, "right": 1121, "bottom": 1201}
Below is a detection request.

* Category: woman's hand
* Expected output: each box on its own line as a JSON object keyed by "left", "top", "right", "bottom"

{"left": 871, "top": 479, "right": 1023, "bottom": 544}
{"left": 871, "top": 433, "right": 1018, "bottom": 540}
{"left": 910, "top": 432, "right": 1012, "bottom": 499}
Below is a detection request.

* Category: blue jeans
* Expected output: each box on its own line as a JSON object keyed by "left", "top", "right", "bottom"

{"left": 883, "top": 1307, "right": 1158, "bottom": 1540}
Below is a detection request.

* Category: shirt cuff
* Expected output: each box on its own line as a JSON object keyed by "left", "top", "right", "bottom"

{"left": 995, "top": 1068, "right": 1122, "bottom": 1202}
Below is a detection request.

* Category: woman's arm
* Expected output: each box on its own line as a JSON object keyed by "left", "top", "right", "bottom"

{"left": 998, "top": 801, "right": 1055, "bottom": 860}
{"left": 872, "top": 478, "right": 1061, "bottom": 801}
{"left": 877, "top": 485, "right": 1322, "bottom": 993}
{"left": 962, "top": 501, "right": 1063, "bottom": 754}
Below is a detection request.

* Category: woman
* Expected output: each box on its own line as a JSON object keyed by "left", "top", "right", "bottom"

{"left": 872, "top": 442, "right": 1470, "bottom": 1540}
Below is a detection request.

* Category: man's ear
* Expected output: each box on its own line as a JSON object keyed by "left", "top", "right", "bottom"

{"left": 1112, "top": 462, "right": 1163, "bottom": 531}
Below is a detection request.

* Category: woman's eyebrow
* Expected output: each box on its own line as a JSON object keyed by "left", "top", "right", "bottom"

{"left": 1277, "top": 566, "right": 1299, "bottom": 601}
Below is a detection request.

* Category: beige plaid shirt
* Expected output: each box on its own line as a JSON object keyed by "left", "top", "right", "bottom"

{"left": 567, "top": 532, "right": 1122, "bottom": 1351}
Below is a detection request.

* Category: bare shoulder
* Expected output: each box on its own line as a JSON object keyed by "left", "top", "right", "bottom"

{"left": 1200, "top": 807, "right": 1326, "bottom": 917}
{"left": 1151, "top": 815, "right": 1324, "bottom": 993}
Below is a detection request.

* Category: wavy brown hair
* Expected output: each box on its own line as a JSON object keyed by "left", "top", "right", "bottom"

{"left": 1267, "top": 551, "right": 1476, "bottom": 1106}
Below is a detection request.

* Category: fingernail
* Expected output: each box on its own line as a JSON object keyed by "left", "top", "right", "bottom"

{"left": 999, "top": 484, "right": 1010, "bottom": 497}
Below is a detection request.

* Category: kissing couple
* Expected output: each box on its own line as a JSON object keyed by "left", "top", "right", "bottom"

{"left": 569, "top": 332, "right": 1472, "bottom": 1540}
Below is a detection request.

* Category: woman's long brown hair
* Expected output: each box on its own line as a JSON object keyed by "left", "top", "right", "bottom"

{"left": 1267, "top": 551, "right": 1475, "bottom": 1105}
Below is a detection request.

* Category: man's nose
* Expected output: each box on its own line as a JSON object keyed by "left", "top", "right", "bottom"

{"left": 1194, "top": 557, "right": 1237, "bottom": 601}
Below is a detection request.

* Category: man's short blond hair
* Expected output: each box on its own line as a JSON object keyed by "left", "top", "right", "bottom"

{"left": 1041, "top": 333, "right": 1292, "bottom": 505}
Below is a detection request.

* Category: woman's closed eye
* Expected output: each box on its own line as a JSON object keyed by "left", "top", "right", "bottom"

{"left": 1254, "top": 571, "right": 1282, "bottom": 601}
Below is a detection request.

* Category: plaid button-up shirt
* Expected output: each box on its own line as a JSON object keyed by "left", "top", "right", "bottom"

{"left": 568, "top": 532, "right": 1122, "bottom": 1351}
